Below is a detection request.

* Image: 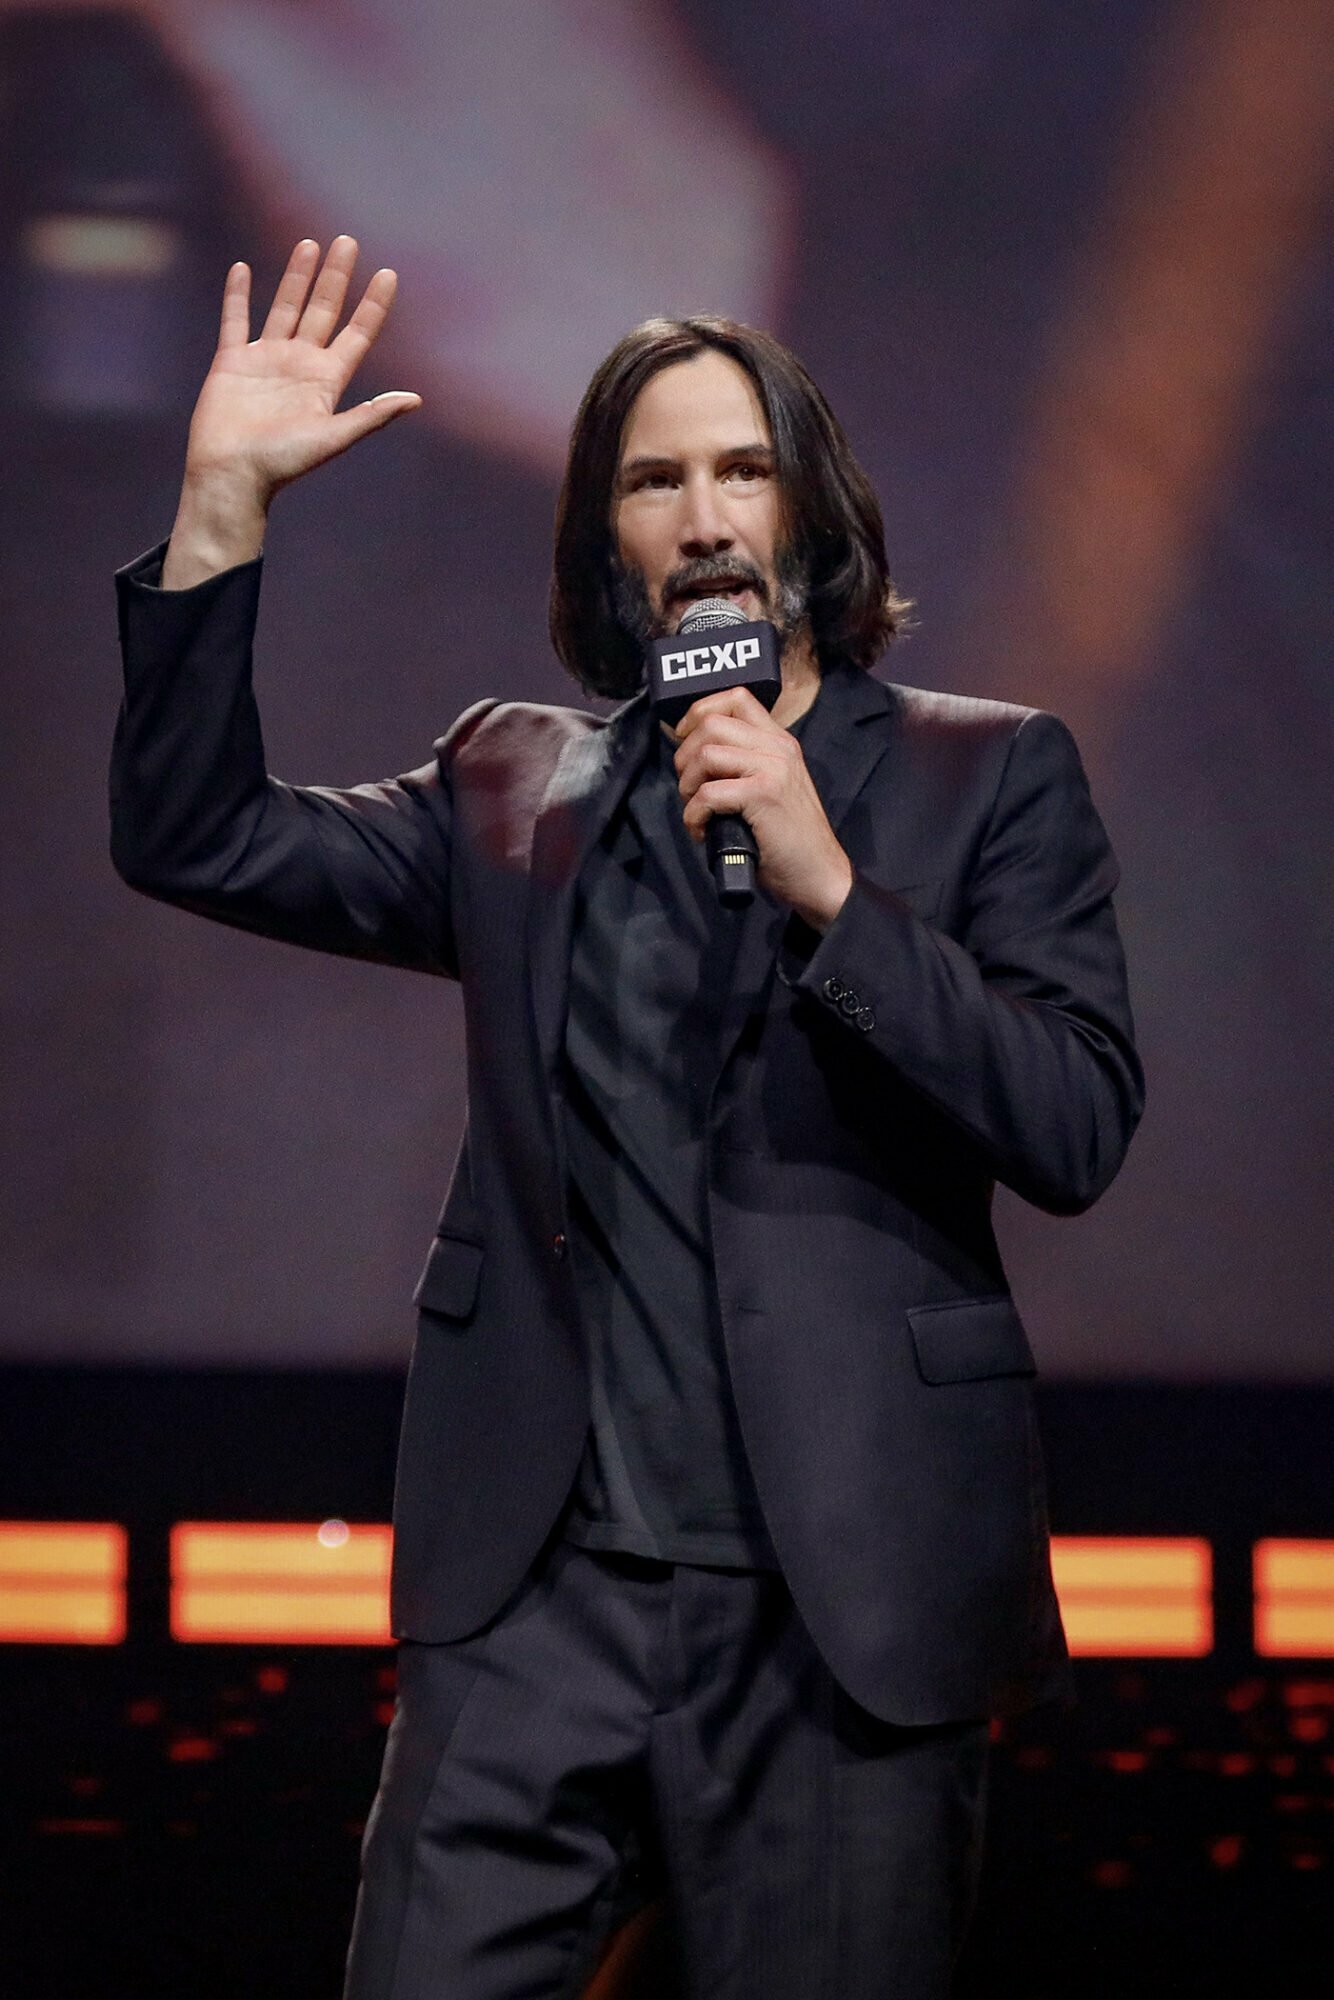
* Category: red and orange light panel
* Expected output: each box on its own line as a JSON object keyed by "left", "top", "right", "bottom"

{"left": 170, "top": 1521, "right": 393, "bottom": 1645}
{"left": 0, "top": 1521, "right": 127, "bottom": 1643}
{"left": 1253, "top": 1541, "right": 1334, "bottom": 1657}
{"left": 1050, "top": 1536, "right": 1213, "bottom": 1656}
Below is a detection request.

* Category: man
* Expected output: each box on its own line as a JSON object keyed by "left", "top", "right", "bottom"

{"left": 111, "top": 237, "right": 1143, "bottom": 1998}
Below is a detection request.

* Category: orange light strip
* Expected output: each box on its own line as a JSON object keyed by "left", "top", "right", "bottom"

{"left": 170, "top": 1522, "right": 393, "bottom": 1645}
{"left": 0, "top": 1526, "right": 1283, "bottom": 1658}
{"left": 1254, "top": 1541, "right": 1334, "bottom": 1657}
{"left": 1051, "top": 1536, "right": 1213, "bottom": 1656}
{"left": 0, "top": 1522, "right": 127, "bottom": 1643}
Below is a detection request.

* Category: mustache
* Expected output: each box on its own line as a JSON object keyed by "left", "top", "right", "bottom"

{"left": 661, "top": 557, "right": 769, "bottom": 613}
{"left": 609, "top": 546, "right": 811, "bottom": 652}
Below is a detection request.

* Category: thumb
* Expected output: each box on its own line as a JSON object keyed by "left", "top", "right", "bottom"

{"left": 327, "top": 391, "right": 422, "bottom": 451}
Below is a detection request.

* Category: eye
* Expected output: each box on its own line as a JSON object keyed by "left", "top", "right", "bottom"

{"left": 726, "top": 460, "right": 769, "bottom": 484}
{"left": 627, "top": 468, "right": 675, "bottom": 493}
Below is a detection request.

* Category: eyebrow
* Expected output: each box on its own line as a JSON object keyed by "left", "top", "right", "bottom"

{"left": 617, "top": 442, "right": 775, "bottom": 479}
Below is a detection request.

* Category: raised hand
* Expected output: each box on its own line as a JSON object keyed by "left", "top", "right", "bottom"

{"left": 163, "top": 237, "right": 420, "bottom": 589}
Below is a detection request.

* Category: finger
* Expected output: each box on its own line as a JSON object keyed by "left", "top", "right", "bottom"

{"left": 295, "top": 234, "right": 359, "bottom": 346}
{"left": 216, "top": 262, "right": 251, "bottom": 351}
{"left": 682, "top": 778, "right": 752, "bottom": 838}
{"left": 328, "top": 268, "right": 400, "bottom": 372}
{"left": 675, "top": 727, "right": 786, "bottom": 798}
{"left": 260, "top": 239, "right": 321, "bottom": 340}
{"left": 690, "top": 739, "right": 773, "bottom": 784}
{"left": 673, "top": 714, "right": 769, "bottom": 770}
{"left": 673, "top": 685, "right": 768, "bottom": 738}
{"left": 323, "top": 392, "right": 423, "bottom": 457}
{"left": 682, "top": 744, "right": 789, "bottom": 815}
{"left": 677, "top": 736, "right": 748, "bottom": 791}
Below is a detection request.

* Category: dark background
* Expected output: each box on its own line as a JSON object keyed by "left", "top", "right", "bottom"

{"left": 1, "top": 4, "right": 1331, "bottom": 1995}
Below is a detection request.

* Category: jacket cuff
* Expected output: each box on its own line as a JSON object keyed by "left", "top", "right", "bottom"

{"left": 788, "top": 869, "right": 919, "bottom": 1038}
{"left": 116, "top": 540, "right": 264, "bottom": 595}
{"left": 115, "top": 542, "right": 265, "bottom": 692}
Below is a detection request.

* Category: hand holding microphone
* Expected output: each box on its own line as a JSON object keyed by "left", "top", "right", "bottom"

{"left": 645, "top": 600, "right": 854, "bottom": 930}
{"left": 645, "top": 595, "right": 782, "bottom": 901}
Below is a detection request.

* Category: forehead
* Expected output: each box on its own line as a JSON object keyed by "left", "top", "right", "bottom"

{"left": 619, "top": 348, "right": 770, "bottom": 459}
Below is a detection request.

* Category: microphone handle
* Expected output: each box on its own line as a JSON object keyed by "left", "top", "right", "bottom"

{"left": 707, "top": 812, "right": 758, "bottom": 905}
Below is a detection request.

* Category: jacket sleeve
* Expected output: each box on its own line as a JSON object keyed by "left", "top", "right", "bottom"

{"left": 110, "top": 543, "right": 484, "bottom": 977}
{"left": 795, "top": 709, "right": 1145, "bottom": 1215}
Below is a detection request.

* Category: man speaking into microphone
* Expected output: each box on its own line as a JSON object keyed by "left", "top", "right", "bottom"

{"left": 110, "top": 237, "right": 1144, "bottom": 1998}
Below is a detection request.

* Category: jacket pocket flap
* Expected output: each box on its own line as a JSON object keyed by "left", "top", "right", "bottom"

{"left": 412, "top": 1234, "right": 484, "bottom": 1319}
{"left": 907, "top": 1296, "right": 1036, "bottom": 1384}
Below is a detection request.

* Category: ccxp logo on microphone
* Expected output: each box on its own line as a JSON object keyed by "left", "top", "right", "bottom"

{"left": 658, "top": 635, "right": 763, "bottom": 682}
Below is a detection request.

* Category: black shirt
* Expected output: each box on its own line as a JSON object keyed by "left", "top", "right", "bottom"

{"left": 559, "top": 705, "right": 819, "bottom": 1569}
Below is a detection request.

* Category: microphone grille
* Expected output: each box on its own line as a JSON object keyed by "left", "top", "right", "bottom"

{"left": 678, "top": 595, "right": 748, "bottom": 634}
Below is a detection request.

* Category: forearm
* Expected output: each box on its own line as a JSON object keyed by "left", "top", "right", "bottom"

{"left": 797, "top": 870, "right": 1142, "bottom": 1213}
{"left": 110, "top": 545, "right": 458, "bottom": 972}
{"left": 111, "top": 545, "right": 272, "bottom": 892}
{"left": 793, "top": 710, "right": 1144, "bottom": 1214}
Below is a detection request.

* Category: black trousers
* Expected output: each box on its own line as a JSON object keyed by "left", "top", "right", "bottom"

{"left": 344, "top": 1539, "right": 990, "bottom": 1999}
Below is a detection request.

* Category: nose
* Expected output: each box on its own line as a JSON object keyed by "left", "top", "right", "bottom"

{"left": 677, "top": 473, "right": 734, "bottom": 559}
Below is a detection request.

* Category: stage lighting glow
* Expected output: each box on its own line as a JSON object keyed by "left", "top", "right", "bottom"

{"left": 0, "top": 1522, "right": 127, "bottom": 1643}
{"left": 1253, "top": 1542, "right": 1334, "bottom": 1657}
{"left": 169, "top": 1522, "right": 393, "bottom": 1645}
{"left": 1050, "top": 1536, "right": 1213, "bottom": 1657}
{"left": 10, "top": 1526, "right": 1332, "bottom": 1658}
{"left": 22, "top": 214, "right": 179, "bottom": 278}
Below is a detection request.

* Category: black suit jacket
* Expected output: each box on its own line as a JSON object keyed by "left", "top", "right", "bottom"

{"left": 111, "top": 545, "right": 1143, "bottom": 1724}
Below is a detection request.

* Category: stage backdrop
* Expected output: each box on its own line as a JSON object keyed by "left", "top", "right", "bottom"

{"left": 2, "top": 0, "right": 1331, "bottom": 1374}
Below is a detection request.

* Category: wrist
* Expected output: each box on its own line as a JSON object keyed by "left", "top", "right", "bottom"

{"left": 791, "top": 852, "right": 854, "bottom": 933}
{"left": 162, "top": 469, "right": 269, "bottom": 590}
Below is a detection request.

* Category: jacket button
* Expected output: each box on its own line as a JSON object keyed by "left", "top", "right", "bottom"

{"left": 839, "top": 990, "right": 862, "bottom": 1017}
{"left": 823, "top": 975, "right": 846, "bottom": 1003}
{"left": 551, "top": 1232, "right": 567, "bottom": 1260}
{"left": 856, "top": 1007, "right": 875, "bottom": 1033}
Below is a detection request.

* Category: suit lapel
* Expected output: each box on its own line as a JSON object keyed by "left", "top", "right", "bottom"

{"left": 526, "top": 691, "right": 652, "bottom": 1082}
{"left": 799, "top": 658, "right": 898, "bottom": 840}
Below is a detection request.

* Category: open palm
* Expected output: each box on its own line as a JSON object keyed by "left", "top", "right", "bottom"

{"left": 184, "top": 236, "right": 420, "bottom": 500}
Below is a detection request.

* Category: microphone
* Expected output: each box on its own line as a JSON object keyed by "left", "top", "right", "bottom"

{"left": 644, "top": 596, "right": 782, "bottom": 904}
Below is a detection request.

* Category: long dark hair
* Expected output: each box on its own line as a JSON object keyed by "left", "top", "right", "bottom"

{"left": 549, "top": 315, "right": 910, "bottom": 699}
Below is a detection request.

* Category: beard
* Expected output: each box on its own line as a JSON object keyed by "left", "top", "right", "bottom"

{"left": 610, "top": 545, "right": 812, "bottom": 654}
